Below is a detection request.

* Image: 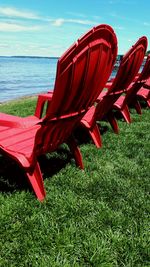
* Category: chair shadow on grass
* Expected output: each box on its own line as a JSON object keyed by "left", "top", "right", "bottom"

{"left": 0, "top": 146, "right": 74, "bottom": 196}
{"left": 74, "top": 123, "right": 109, "bottom": 146}
{"left": 0, "top": 107, "right": 137, "bottom": 197}
{"left": 0, "top": 124, "right": 108, "bottom": 197}
{"left": 130, "top": 99, "right": 148, "bottom": 109}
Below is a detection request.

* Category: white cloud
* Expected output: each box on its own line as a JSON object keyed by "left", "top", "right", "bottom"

{"left": 52, "top": 18, "right": 65, "bottom": 27}
{"left": 0, "top": 7, "right": 40, "bottom": 20}
{"left": 68, "top": 19, "right": 98, "bottom": 25}
{"left": 0, "top": 6, "right": 100, "bottom": 28}
{"left": 0, "top": 22, "right": 40, "bottom": 32}
{"left": 0, "top": 43, "right": 10, "bottom": 48}
{"left": 52, "top": 18, "right": 99, "bottom": 27}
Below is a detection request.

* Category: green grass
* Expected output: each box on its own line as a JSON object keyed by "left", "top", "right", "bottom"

{"left": 0, "top": 99, "right": 150, "bottom": 267}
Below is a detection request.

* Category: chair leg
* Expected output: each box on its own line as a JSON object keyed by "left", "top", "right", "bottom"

{"left": 120, "top": 105, "right": 132, "bottom": 123}
{"left": 147, "top": 99, "right": 150, "bottom": 108}
{"left": 26, "top": 162, "right": 46, "bottom": 201}
{"left": 107, "top": 111, "right": 119, "bottom": 134}
{"left": 133, "top": 99, "right": 142, "bottom": 114}
{"left": 67, "top": 135, "right": 84, "bottom": 169}
{"left": 88, "top": 124, "right": 102, "bottom": 148}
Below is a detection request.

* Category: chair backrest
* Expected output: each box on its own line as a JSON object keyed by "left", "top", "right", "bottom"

{"left": 109, "top": 36, "right": 147, "bottom": 93}
{"left": 121, "top": 52, "right": 150, "bottom": 106}
{"left": 93, "top": 36, "right": 147, "bottom": 121}
{"left": 137, "top": 54, "right": 150, "bottom": 82}
{"left": 118, "top": 46, "right": 150, "bottom": 107}
{"left": 33, "top": 24, "right": 118, "bottom": 155}
{"left": 48, "top": 24, "right": 118, "bottom": 116}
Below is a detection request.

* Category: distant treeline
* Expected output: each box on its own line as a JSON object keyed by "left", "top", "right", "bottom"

{"left": 0, "top": 56, "right": 59, "bottom": 59}
{"left": 146, "top": 50, "right": 150, "bottom": 55}
{"left": 1, "top": 52, "right": 149, "bottom": 59}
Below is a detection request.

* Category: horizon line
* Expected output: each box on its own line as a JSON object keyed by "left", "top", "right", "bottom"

{"left": 0, "top": 55, "right": 59, "bottom": 58}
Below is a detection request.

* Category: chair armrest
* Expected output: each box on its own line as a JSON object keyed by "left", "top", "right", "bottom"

{"left": 96, "top": 81, "right": 113, "bottom": 102}
{"left": 143, "top": 83, "right": 150, "bottom": 89}
{"left": 47, "top": 91, "right": 54, "bottom": 97}
{"left": 96, "top": 90, "right": 108, "bottom": 102}
{"left": 34, "top": 91, "right": 54, "bottom": 118}
{"left": 0, "top": 113, "right": 41, "bottom": 128}
{"left": 105, "top": 81, "right": 113, "bottom": 89}
{"left": 0, "top": 113, "right": 21, "bottom": 127}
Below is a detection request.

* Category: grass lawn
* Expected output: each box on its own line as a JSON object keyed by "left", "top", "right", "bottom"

{"left": 0, "top": 98, "right": 150, "bottom": 267}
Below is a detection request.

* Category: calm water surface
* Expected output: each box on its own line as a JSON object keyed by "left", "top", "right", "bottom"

{"left": 0, "top": 57, "right": 58, "bottom": 103}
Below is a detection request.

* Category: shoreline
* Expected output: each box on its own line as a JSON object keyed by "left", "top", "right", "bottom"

{"left": 0, "top": 93, "right": 41, "bottom": 106}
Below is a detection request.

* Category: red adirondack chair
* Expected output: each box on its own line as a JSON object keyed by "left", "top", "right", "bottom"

{"left": 136, "top": 77, "right": 150, "bottom": 108}
{"left": 113, "top": 53, "right": 150, "bottom": 118}
{"left": 135, "top": 64, "right": 150, "bottom": 109}
{"left": 80, "top": 36, "right": 147, "bottom": 148}
{"left": 0, "top": 24, "right": 117, "bottom": 200}
{"left": 137, "top": 89, "right": 150, "bottom": 108}
{"left": 137, "top": 88, "right": 150, "bottom": 108}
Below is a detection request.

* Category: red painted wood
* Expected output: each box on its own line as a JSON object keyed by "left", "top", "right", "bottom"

{"left": 81, "top": 36, "right": 147, "bottom": 146}
{"left": 0, "top": 24, "right": 118, "bottom": 200}
{"left": 114, "top": 54, "right": 150, "bottom": 117}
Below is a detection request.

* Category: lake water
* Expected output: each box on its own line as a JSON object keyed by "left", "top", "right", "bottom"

{"left": 0, "top": 57, "right": 58, "bottom": 103}
{"left": 0, "top": 56, "right": 117, "bottom": 103}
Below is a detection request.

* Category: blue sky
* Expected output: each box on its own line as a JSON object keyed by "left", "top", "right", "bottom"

{"left": 0, "top": 0, "right": 150, "bottom": 56}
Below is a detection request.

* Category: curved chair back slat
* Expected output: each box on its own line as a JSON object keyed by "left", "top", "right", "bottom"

{"left": 48, "top": 24, "right": 117, "bottom": 115}
{"left": 138, "top": 54, "right": 150, "bottom": 82}
{"left": 34, "top": 24, "right": 118, "bottom": 154}
{"left": 94, "top": 36, "right": 147, "bottom": 119}
{"left": 120, "top": 53, "right": 150, "bottom": 107}
{"left": 109, "top": 36, "right": 147, "bottom": 93}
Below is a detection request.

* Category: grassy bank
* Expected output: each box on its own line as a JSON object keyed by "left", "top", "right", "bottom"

{"left": 0, "top": 99, "right": 150, "bottom": 267}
